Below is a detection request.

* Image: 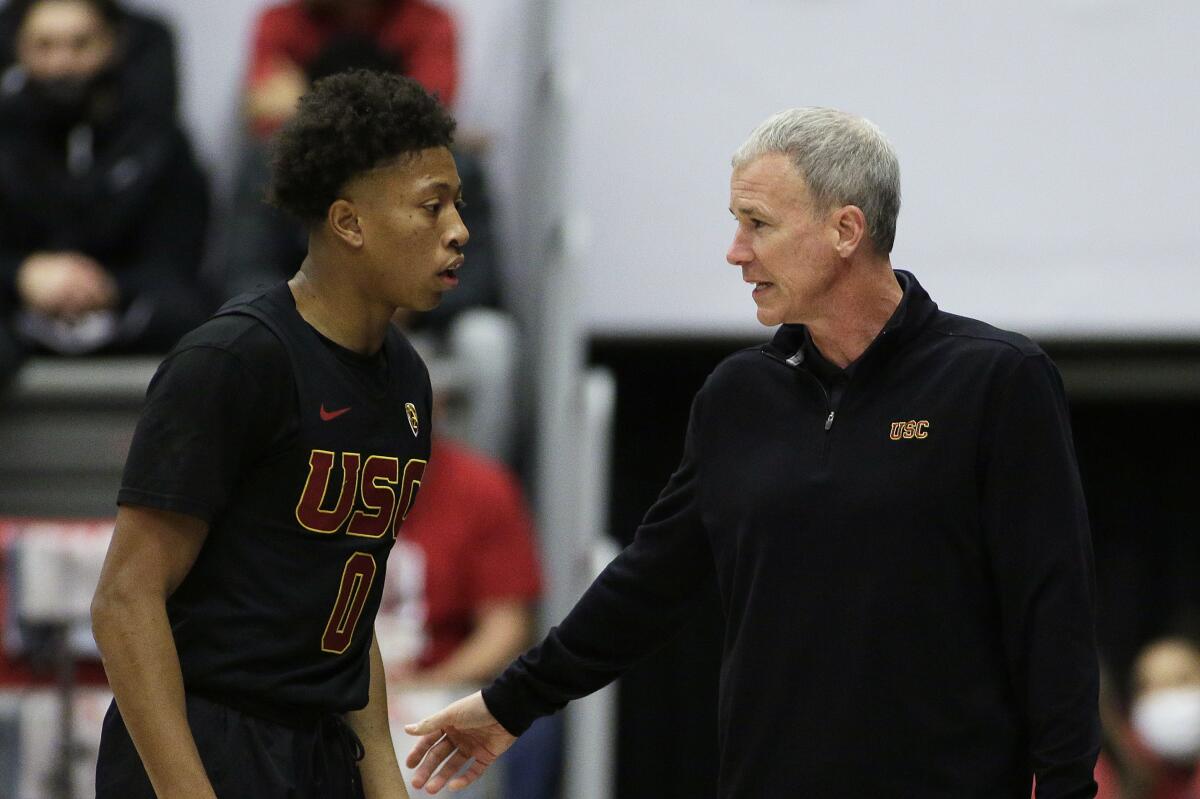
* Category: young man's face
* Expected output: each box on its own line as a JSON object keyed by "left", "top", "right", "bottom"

{"left": 346, "top": 147, "right": 468, "bottom": 312}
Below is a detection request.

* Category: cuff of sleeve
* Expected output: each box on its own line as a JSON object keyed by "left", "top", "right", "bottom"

{"left": 1032, "top": 763, "right": 1100, "bottom": 799}
{"left": 116, "top": 488, "right": 215, "bottom": 523}
{"left": 481, "top": 678, "right": 540, "bottom": 738}
{"left": 0, "top": 253, "right": 26, "bottom": 305}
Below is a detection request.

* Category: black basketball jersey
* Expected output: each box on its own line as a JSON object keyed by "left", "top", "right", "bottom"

{"left": 164, "top": 283, "right": 432, "bottom": 714}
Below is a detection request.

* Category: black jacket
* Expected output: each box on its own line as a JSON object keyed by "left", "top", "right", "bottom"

{"left": 0, "top": 69, "right": 209, "bottom": 351}
{"left": 0, "top": 112, "right": 207, "bottom": 299}
{"left": 484, "top": 271, "right": 1100, "bottom": 798}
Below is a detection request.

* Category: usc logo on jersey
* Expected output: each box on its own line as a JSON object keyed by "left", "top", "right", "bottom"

{"left": 294, "top": 450, "right": 426, "bottom": 537}
{"left": 889, "top": 420, "right": 930, "bottom": 440}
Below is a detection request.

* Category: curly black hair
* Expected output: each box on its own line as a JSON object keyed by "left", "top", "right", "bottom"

{"left": 270, "top": 69, "right": 456, "bottom": 224}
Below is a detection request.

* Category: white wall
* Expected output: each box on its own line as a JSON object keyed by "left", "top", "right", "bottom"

{"left": 556, "top": 0, "right": 1200, "bottom": 338}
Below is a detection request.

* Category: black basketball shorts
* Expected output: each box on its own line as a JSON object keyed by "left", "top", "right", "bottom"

{"left": 95, "top": 693, "right": 366, "bottom": 799}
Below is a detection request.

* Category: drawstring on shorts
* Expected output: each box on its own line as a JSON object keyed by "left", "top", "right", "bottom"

{"left": 319, "top": 713, "right": 366, "bottom": 798}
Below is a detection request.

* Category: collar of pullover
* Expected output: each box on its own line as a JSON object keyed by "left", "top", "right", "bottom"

{"left": 762, "top": 269, "right": 938, "bottom": 377}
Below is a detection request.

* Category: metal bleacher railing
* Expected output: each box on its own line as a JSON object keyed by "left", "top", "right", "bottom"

{"left": 0, "top": 357, "right": 159, "bottom": 518}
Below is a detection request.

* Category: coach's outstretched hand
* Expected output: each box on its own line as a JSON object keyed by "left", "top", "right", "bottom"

{"left": 404, "top": 691, "right": 517, "bottom": 794}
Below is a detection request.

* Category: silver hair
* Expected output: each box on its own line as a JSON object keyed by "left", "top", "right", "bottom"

{"left": 732, "top": 107, "right": 901, "bottom": 254}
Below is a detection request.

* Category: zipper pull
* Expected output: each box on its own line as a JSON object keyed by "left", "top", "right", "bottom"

{"left": 824, "top": 411, "right": 835, "bottom": 431}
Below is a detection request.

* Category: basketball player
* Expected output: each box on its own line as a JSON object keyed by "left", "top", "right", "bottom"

{"left": 90, "top": 70, "right": 466, "bottom": 798}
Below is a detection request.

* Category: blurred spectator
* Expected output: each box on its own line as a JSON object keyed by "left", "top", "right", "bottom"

{"left": 244, "top": 0, "right": 457, "bottom": 138}
{"left": 0, "top": 0, "right": 210, "bottom": 381}
{"left": 0, "top": 0, "right": 177, "bottom": 121}
{"left": 379, "top": 436, "right": 541, "bottom": 688}
{"left": 377, "top": 435, "right": 559, "bottom": 797}
{"left": 1097, "top": 637, "right": 1200, "bottom": 799}
{"left": 224, "top": 3, "right": 501, "bottom": 334}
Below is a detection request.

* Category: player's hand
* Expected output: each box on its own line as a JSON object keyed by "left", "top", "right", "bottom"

{"left": 403, "top": 691, "right": 517, "bottom": 794}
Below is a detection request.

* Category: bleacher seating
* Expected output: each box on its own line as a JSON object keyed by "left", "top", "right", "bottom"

{"left": 0, "top": 358, "right": 159, "bottom": 518}
{"left": 0, "top": 308, "right": 519, "bottom": 519}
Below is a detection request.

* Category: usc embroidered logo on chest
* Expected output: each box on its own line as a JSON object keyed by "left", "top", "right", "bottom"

{"left": 889, "top": 420, "right": 930, "bottom": 440}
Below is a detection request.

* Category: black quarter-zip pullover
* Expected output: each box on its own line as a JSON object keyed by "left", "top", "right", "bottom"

{"left": 484, "top": 271, "right": 1100, "bottom": 798}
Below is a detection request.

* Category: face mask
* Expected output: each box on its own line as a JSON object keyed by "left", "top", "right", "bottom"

{"left": 25, "top": 75, "right": 95, "bottom": 126}
{"left": 1132, "top": 686, "right": 1200, "bottom": 765}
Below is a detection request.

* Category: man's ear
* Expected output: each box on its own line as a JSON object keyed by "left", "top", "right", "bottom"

{"left": 328, "top": 199, "right": 363, "bottom": 248}
{"left": 832, "top": 204, "right": 868, "bottom": 258}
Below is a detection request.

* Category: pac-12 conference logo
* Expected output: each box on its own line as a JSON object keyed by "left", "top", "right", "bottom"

{"left": 889, "top": 420, "right": 929, "bottom": 440}
{"left": 405, "top": 403, "right": 419, "bottom": 437}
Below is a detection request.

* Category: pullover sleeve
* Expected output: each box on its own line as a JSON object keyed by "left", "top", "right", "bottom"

{"left": 980, "top": 353, "right": 1100, "bottom": 799}
{"left": 481, "top": 394, "right": 715, "bottom": 735}
{"left": 0, "top": 247, "right": 28, "bottom": 310}
{"left": 111, "top": 134, "right": 208, "bottom": 305}
{"left": 0, "top": 173, "right": 34, "bottom": 310}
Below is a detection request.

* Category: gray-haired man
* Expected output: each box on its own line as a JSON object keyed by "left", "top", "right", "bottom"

{"left": 404, "top": 108, "right": 1101, "bottom": 798}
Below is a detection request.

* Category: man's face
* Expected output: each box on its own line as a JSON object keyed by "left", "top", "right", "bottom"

{"left": 726, "top": 153, "right": 841, "bottom": 327}
{"left": 16, "top": 0, "right": 115, "bottom": 83}
{"left": 346, "top": 147, "right": 469, "bottom": 312}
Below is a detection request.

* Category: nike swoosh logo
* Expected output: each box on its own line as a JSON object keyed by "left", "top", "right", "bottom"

{"left": 320, "top": 404, "right": 351, "bottom": 422}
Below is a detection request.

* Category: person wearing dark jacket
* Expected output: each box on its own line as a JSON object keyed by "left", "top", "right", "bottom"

{"left": 0, "top": 0, "right": 208, "bottom": 381}
{"left": 404, "top": 107, "right": 1101, "bottom": 798}
{"left": 0, "top": 0, "right": 179, "bottom": 122}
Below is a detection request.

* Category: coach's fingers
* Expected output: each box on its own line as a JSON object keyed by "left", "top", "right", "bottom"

{"left": 405, "top": 730, "right": 444, "bottom": 769}
{"left": 405, "top": 691, "right": 491, "bottom": 737}
{"left": 411, "top": 735, "right": 457, "bottom": 789}
{"left": 447, "top": 757, "right": 493, "bottom": 792}
{"left": 405, "top": 711, "right": 450, "bottom": 737}
{"left": 422, "top": 747, "right": 473, "bottom": 794}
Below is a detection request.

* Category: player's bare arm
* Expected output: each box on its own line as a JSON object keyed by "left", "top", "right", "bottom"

{"left": 345, "top": 634, "right": 411, "bottom": 799}
{"left": 90, "top": 505, "right": 216, "bottom": 799}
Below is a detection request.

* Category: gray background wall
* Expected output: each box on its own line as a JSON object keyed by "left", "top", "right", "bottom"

{"left": 126, "top": 0, "right": 1199, "bottom": 339}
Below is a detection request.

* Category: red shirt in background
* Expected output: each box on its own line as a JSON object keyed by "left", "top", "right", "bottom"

{"left": 385, "top": 439, "right": 542, "bottom": 669}
{"left": 1092, "top": 748, "right": 1199, "bottom": 799}
{"left": 247, "top": 0, "right": 458, "bottom": 105}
